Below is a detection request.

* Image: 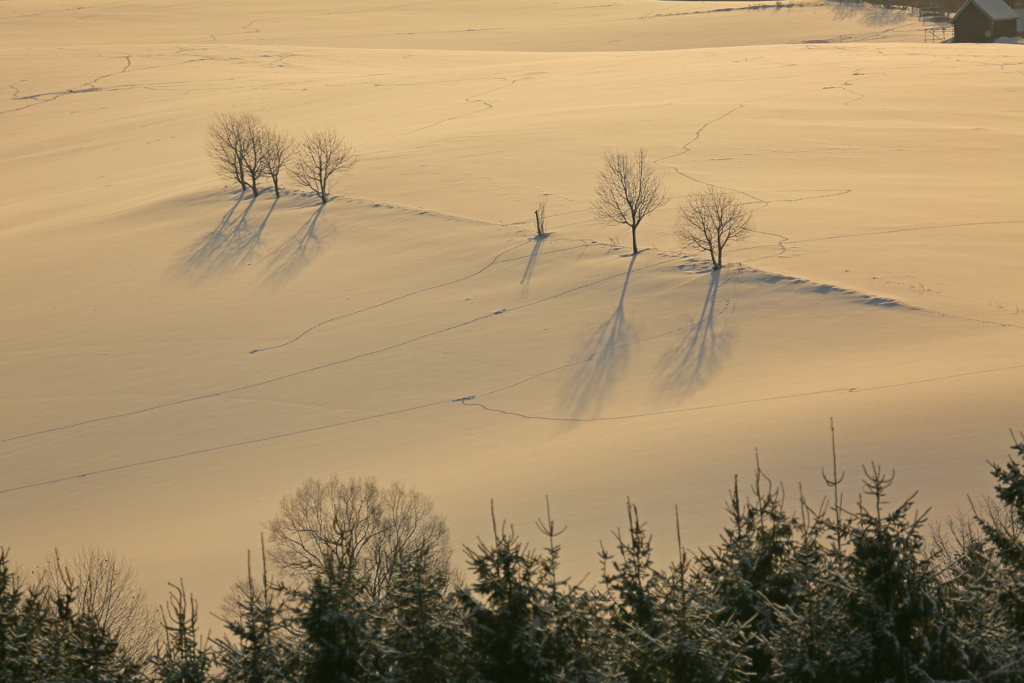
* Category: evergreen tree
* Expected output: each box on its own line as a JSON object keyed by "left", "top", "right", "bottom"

{"left": 599, "top": 499, "right": 666, "bottom": 682}
{"left": 767, "top": 497, "right": 873, "bottom": 683}
{"left": 369, "top": 547, "right": 470, "bottom": 682}
{"left": 460, "top": 505, "right": 554, "bottom": 682}
{"left": 658, "top": 548, "right": 749, "bottom": 683}
{"left": 976, "top": 438, "right": 1024, "bottom": 633}
{"left": 602, "top": 501, "right": 747, "bottom": 682}
{"left": 0, "top": 548, "right": 29, "bottom": 680}
{"left": 150, "top": 580, "right": 211, "bottom": 683}
{"left": 214, "top": 547, "right": 299, "bottom": 683}
{"left": 843, "top": 464, "right": 939, "bottom": 683}
{"left": 695, "top": 467, "right": 800, "bottom": 682}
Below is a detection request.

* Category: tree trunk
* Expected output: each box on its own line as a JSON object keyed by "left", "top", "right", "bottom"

{"left": 631, "top": 225, "right": 638, "bottom": 254}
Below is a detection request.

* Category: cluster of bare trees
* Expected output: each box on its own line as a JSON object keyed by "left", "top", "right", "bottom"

{"left": 592, "top": 148, "right": 754, "bottom": 269}
{"left": 207, "top": 113, "right": 356, "bottom": 204}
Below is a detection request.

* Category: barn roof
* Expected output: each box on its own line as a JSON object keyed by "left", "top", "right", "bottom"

{"left": 954, "top": 0, "right": 1021, "bottom": 22}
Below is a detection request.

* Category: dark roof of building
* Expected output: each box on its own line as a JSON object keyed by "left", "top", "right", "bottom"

{"left": 954, "top": 0, "right": 1021, "bottom": 22}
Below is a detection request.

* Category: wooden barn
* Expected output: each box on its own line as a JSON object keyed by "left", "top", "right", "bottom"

{"left": 952, "top": 0, "right": 1020, "bottom": 41}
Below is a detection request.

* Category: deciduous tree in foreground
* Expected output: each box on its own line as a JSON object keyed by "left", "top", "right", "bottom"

{"left": 36, "top": 548, "right": 158, "bottom": 669}
{"left": 592, "top": 148, "right": 668, "bottom": 254}
{"left": 291, "top": 129, "right": 357, "bottom": 204}
{"left": 675, "top": 186, "right": 753, "bottom": 270}
{"left": 267, "top": 476, "right": 452, "bottom": 598}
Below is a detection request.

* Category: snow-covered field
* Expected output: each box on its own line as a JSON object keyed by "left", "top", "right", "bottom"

{"left": 2, "top": 0, "right": 1022, "bottom": 611}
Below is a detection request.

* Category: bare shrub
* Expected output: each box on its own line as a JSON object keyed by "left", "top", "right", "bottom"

{"left": 674, "top": 187, "right": 753, "bottom": 270}
{"left": 291, "top": 129, "right": 356, "bottom": 204}
{"left": 267, "top": 476, "right": 452, "bottom": 599}
{"left": 592, "top": 148, "right": 668, "bottom": 254}
{"left": 534, "top": 197, "right": 548, "bottom": 237}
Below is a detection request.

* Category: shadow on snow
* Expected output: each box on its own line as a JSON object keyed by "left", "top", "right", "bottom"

{"left": 656, "top": 269, "right": 731, "bottom": 398}
{"left": 171, "top": 192, "right": 276, "bottom": 282}
{"left": 261, "top": 204, "right": 326, "bottom": 286}
{"left": 520, "top": 233, "right": 549, "bottom": 294}
{"left": 558, "top": 254, "right": 637, "bottom": 418}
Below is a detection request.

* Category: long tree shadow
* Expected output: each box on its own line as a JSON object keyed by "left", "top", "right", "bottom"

{"left": 657, "top": 269, "right": 731, "bottom": 397}
{"left": 520, "top": 233, "right": 549, "bottom": 293}
{"left": 172, "top": 193, "right": 277, "bottom": 282}
{"left": 558, "top": 254, "right": 637, "bottom": 418}
{"left": 262, "top": 204, "right": 325, "bottom": 285}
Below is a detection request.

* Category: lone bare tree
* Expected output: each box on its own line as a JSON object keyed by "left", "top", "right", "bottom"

{"left": 291, "top": 129, "right": 356, "bottom": 204}
{"left": 207, "top": 112, "right": 270, "bottom": 198}
{"left": 674, "top": 186, "right": 753, "bottom": 270}
{"left": 266, "top": 476, "right": 453, "bottom": 599}
{"left": 592, "top": 148, "right": 668, "bottom": 254}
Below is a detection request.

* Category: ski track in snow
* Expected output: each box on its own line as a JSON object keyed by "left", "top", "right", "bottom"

{"left": 460, "top": 361, "right": 1024, "bottom": 424}
{"left": 3, "top": 53, "right": 134, "bottom": 114}
{"left": 0, "top": 243, "right": 663, "bottom": 447}
{"left": 249, "top": 236, "right": 590, "bottom": 353}
{"left": 380, "top": 77, "right": 519, "bottom": 141}
{"left": 6, "top": 356, "right": 1024, "bottom": 495}
{"left": 3, "top": 192, "right": 1020, "bottom": 464}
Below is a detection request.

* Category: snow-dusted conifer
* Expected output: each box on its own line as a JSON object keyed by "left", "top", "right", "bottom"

{"left": 150, "top": 580, "right": 211, "bottom": 683}
{"left": 214, "top": 545, "right": 298, "bottom": 683}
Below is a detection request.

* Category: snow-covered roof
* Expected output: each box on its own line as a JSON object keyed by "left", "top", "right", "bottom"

{"left": 954, "top": 0, "right": 1021, "bottom": 22}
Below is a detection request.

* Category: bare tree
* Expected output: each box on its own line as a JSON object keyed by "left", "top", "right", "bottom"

{"left": 36, "top": 548, "right": 159, "bottom": 667}
{"left": 263, "top": 126, "right": 292, "bottom": 198}
{"left": 207, "top": 113, "right": 250, "bottom": 194}
{"left": 266, "top": 476, "right": 452, "bottom": 599}
{"left": 152, "top": 580, "right": 212, "bottom": 681}
{"left": 238, "top": 114, "right": 269, "bottom": 198}
{"left": 674, "top": 187, "right": 753, "bottom": 270}
{"left": 291, "top": 129, "right": 356, "bottom": 204}
{"left": 592, "top": 148, "right": 668, "bottom": 254}
{"left": 207, "top": 112, "right": 272, "bottom": 198}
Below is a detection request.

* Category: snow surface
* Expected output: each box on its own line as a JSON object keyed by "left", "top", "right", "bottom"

{"left": 2, "top": 0, "right": 1023, "bottom": 613}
